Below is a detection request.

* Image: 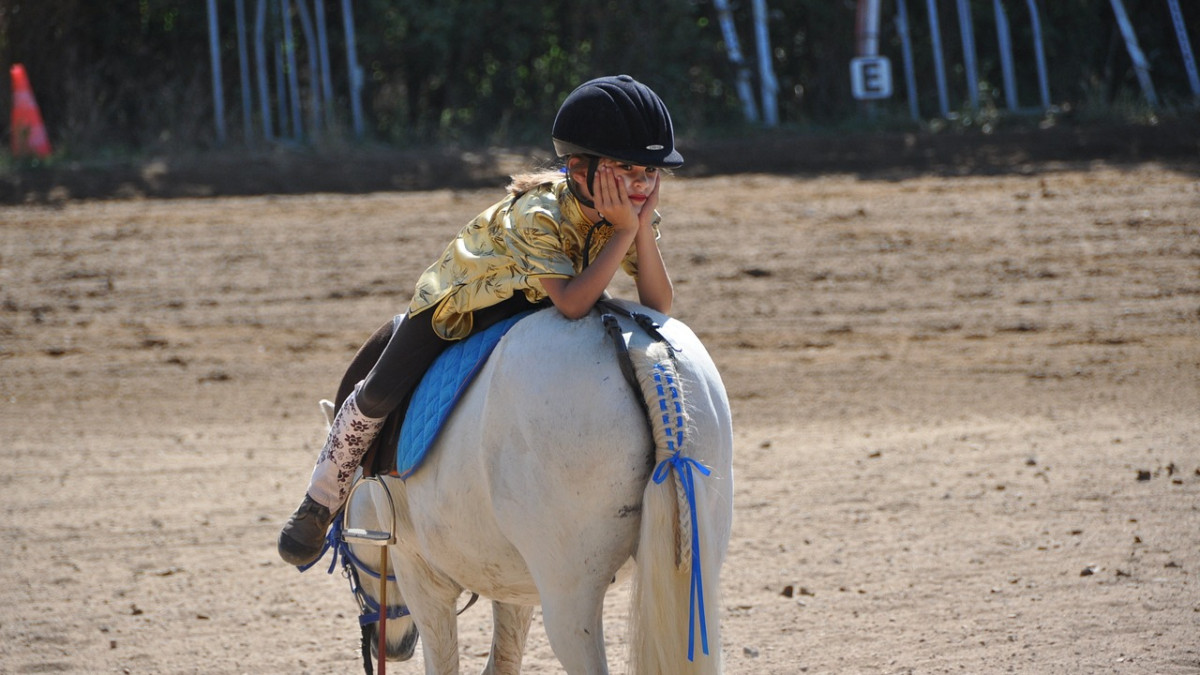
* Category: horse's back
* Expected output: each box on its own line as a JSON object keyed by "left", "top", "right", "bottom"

{"left": 401, "top": 303, "right": 733, "bottom": 604}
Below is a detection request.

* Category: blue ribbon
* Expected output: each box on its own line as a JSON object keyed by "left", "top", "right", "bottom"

{"left": 653, "top": 452, "right": 713, "bottom": 661}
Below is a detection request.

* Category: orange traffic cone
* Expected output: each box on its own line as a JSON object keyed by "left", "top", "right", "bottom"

{"left": 10, "top": 63, "right": 52, "bottom": 158}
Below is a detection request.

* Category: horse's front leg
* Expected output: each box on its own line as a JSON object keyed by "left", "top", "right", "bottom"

{"left": 391, "top": 552, "right": 463, "bottom": 675}
{"left": 482, "top": 601, "right": 534, "bottom": 675}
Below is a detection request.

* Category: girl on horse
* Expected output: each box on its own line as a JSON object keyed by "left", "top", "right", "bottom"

{"left": 279, "top": 74, "right": 685, "bottom": 566}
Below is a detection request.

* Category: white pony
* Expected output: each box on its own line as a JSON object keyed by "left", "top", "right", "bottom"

{"left": 339, "top": 300, "right": 734, "bottom": 675}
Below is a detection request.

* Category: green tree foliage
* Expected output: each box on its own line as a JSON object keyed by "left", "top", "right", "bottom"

{"left": 1, "top": 0, "right": 1196, "bottom": 155}
{"left": 3, "top": 0, "right": 212, "bottom": 152}
{"left": 352, "top": 0, "right": 739, "bottom": 145}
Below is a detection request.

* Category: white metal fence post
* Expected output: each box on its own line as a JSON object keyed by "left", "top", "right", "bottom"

{"left": 713, "top": 0, "right": 760, "bottom": 123}
{"left": 342, "top": 0, "right": 365, "bottom": 138}
{"left": 235, "top": 0, "right": 254, "bottom": 144}
{"left": 207, "top": 0, "right": 227, "bottom": 146}
{"left": 281, "top": 0, "right": 303, "bottom": 140}
{"left": 956, "top": 0, "right": 980, "bottom": 110}
{"left": 1024, "top": 0, "right": 1051, "bottom": 110}
{"left": 1166, "top": 0, "right": 1200, "bottom": 98}
{"left": 294, "top": 0, "right": 323, "bottom": 137}
{"left": 926, "top": 0, "right": 951, "bottom": 117}
{"left": 753, "top": 0, "right": 779, "bottom": 126}
{"left": 254, "top": 0, "right": 274, "bottom": 141}
{"left": 1109, "top": 0, "right": 1159, "bottom": 107}
{"left": 314, "top": 0, "right": 336, "bottom": 127}
{"left": 994, "top": 0, "right": 1018, "bottom": 111}
{"left": 896, "top": 0, "right": 922, "bottom": 120}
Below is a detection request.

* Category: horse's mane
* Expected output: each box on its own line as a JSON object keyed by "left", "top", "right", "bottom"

{"left": 633, "top": 341, "right": 694, "bottom": 566}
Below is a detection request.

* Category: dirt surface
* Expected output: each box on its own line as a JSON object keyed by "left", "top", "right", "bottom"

{"left": 1, "top": 159, "right": 1198, "bottom": 674}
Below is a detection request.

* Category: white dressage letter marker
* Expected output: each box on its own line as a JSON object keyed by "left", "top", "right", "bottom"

{"left": 851, "top": 56, "right": 893, "bottom": 100}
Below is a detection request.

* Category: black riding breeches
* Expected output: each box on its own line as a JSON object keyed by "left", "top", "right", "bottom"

{"left": 355, "top": 295, "right": 545, "bottom": 419}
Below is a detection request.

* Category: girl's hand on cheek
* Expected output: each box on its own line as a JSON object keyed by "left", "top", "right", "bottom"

{"left": 595, "top": 166, "right": 638, "bottom": 233}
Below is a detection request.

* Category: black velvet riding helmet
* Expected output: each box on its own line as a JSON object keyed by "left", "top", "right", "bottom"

{"left": 551, "top": 75, "right": 684, "bottom": 169}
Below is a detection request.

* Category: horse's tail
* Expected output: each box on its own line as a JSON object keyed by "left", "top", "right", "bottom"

{"left": 628, "top": 343, "right": 725, "bottom": 675}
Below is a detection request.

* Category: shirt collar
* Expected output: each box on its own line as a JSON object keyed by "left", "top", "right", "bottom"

{"left": 554, "top": 179, "right": 596, "bottom": 234}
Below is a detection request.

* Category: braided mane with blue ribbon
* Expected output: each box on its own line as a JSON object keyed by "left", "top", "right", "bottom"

{"left": 647, "top": 361, "right": 713, "bottom": 661}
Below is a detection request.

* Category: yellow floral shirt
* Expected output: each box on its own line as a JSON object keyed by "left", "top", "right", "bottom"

{"left": 408, "top": 179, "right": 659, "bottom": 340}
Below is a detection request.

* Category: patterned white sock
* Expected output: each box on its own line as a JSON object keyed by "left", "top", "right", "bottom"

{"left": 305, "top": 386, "right": 385, "bottom": 509}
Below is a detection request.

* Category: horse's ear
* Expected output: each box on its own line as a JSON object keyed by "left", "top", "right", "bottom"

{"left": 319, "top": 399, "right": 336, "bottom": 429}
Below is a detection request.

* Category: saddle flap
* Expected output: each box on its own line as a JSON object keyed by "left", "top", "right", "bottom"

{"left": 393, "top": 310, "right": 534, "bottom": 478}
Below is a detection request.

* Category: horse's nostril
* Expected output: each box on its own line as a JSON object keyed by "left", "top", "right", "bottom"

{"left": 388, "top": 625, "right": 420, "bottom": 661}
{"left": 368, "top": 623, "right": 420, "bottom": 662}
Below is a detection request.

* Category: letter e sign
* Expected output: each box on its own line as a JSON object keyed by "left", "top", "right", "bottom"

{"left": 850, "top": 56, "right": 893, "bottom": 100}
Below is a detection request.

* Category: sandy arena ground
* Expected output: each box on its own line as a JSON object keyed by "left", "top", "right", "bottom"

{"left": 1, "top": 162, "right": 1198, "bottom": 674}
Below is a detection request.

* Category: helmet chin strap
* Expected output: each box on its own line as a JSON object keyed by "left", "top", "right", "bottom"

{"left": 565, "top": 155, "right": 610, "bottom": 270}
{"left": 566, "top": 155, "right": 600, "bottom": 210}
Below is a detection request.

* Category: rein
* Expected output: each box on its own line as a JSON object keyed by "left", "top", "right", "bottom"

{"left": 297, "top": 511, "right": 479, "bottom": 675}
{"left": 597, "top": 299, "right": 681, "bottom": 396}
{"left": 300, "top": 513, "right": 411, "bottom": 624}
{"left": 300, "top": 513, "right": 480, "bottom": 620}
{"left": 596, "top": 299, "right": 681, "bottom": 353}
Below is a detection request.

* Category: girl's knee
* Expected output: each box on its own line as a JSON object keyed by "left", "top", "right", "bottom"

{"left": 354, "top": 379, "right": 393, "bottom": 419}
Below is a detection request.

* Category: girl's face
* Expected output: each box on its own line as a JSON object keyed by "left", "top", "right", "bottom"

{"left": 573, "top": 157, "right": 659, "bottom": 213}
{"left": 600, "top": 159, "right": 659, "bottom": 212}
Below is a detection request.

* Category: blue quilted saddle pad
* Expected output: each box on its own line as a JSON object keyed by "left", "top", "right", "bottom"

{"left": 395, "top": 310, "right": 534, "bottom": 479}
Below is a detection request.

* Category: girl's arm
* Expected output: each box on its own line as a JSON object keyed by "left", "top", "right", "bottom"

{"left": 628, "top": 178, "right": 672, "bottom": 314}
{"left": 630, "top": 221, "right": 673, "bottom": 314}
{"left": 541, "top": 165, "right": 673, "bottom": 318}
{"left": 539, "top": 227, "right": 637, "bottom": 319}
